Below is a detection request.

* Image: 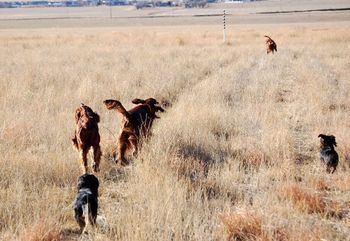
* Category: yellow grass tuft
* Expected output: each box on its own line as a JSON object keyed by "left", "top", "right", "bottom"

{"left": 287, "top": 185, "right": 326, "bottom": 214}
{"left": 18, "top": 220, "right": 62, "bottom": 241}
{"left": 280, "top": 185, "right": 347, "bottom": 219}
{"left": 220, "top": 209, "right": 267, "bottom": 241}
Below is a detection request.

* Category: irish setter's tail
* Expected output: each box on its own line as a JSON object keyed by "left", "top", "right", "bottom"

{"left": 103, "top": 99, "right": 130, "bottom": 119}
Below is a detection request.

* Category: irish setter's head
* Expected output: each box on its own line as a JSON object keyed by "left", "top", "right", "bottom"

{"left": 264, "top": 35, "right": 277, "bottom": 54}
{"left": 132, "top": 98, "right": 156, "bottom": 105}
{"left": 132, "top": 98, "right": 165, "bottom": 114}
{"left": 75, "top": 103, "right": 100, "bottom": 127}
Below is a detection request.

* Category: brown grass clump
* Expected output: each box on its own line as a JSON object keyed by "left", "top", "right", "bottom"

{"left": 288, "top": 185, "right": 326, "bottom": 214}
{"left": 312, "top": 178, "right": 331, "bottom": 191}
{"left": 281, "top": 185, "right": 347, "bottom": 218}
{"left": 172, "top": 157, "right": 209, "bottom": 181}
{"left": 18, "top": 220, "right": 62, "bottom": 241}
{"left": 238, "top": 150, "right": 271, "bottom": 172}
{"left": 332, "top": 175, "right": 350, "bottom": 192}
{"left": 271, "top": 227, "right": 289, "bottom": 241}
{"left": 220, "top": 209, "right": 267, "bottom": 241}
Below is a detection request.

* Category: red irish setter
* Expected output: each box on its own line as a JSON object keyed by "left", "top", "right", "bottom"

{"left": 103, "top": 98, "right": 165, "bottom": 166}
{"left": 72, "top": 103, "right": 101, "bottom": 173}
{"left": 264, "top": 35, "right": 277, "bottom": 54}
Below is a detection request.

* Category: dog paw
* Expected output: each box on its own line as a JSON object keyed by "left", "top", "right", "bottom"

{"left": 92, "top": 163, "right": 100, "bottom": 172}
{"left": 121, "top": 159, "right": 130, "bottom": 166}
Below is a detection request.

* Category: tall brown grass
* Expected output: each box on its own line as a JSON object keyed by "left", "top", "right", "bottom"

{"left": 0, "top": 25, "right": 350, "bottom": 240}
{"left": 220, "top": 209, "right": 267, "bottom": 241}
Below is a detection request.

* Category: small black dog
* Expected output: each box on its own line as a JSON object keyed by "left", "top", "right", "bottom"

{"left": 73, "top": 173, "right": 99, "bottom": 233}
{"left": 318, "top": 134, "right": 339, "bottom": 173}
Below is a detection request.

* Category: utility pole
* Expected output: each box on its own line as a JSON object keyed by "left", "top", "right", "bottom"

{"left": 223, "top": 9, "right": 226, "bottom": 43}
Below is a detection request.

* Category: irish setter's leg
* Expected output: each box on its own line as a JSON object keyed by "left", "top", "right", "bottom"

{"left": 129, "top": 134, "right": 138, "bottom": 158}
{"left": 92, "top": 145, "right": 102, "bottom": 172}
{"left": 79, "top": 148, "right": 89, "bottom": 173}
{"left": 117, "top": 131, "right": 130, "bottom": 167}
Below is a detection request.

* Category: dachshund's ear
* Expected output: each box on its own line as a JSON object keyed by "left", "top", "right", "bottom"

{"left": 318, "top": 134, "right": 325, "bottom": 145}
{"left": 92, "top": 175, "right": 99, "bottom": 189}
{"left": 77, "top": 175, "right": 85, "bottom": 190}
{"left": 91, "top": 175, "right": 99, "bottom": 196}
{"left": 330, "top": 135, "right": 337, "bottom": 146}
{"left": 132, "top": 98, "right": 145, "bottom": 104}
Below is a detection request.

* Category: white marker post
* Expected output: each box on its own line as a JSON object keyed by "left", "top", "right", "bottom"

{"left": 223, "top": 9, "right": 226, "bottom": 43}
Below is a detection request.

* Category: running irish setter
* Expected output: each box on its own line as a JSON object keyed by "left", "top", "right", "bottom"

{"left": 72, "top": 104, "right": 101, "bottom": 173}
{"left": 103, "top": 98, "right": 165, "bottom": 166}
{"left": 264, "top": 35, "right": 277, "bottom": 54}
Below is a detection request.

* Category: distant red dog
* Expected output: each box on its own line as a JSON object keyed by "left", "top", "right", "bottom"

{"left": 264, "top": 35, "right": 277, "bottom": 54}
{"left": 72, "top": 104, "right": 101, "bottom": 173}
{"left": 103, "top": 98, "right": 164, "bottom": 166}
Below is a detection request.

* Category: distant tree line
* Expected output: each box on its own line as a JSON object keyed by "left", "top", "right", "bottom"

{"left": 2, "top": 0, "right": 255, "bottom": 9}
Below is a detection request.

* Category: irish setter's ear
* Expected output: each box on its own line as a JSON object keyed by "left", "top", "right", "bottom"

{"left": 75, "top": 107, "right": 82, "bottom": 124}
{"left": 132, "top": 98, "right": 145, "bottom": 104}
{"left": 156, "top": 106, "right": 165, "bottom": 112}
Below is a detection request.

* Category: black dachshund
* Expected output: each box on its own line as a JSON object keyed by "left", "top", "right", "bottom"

{"left": 318, "top": 134, "right": 339, "bottom": 173}
{"left": 73, "top": 174, "right": 99, "bottom": 233}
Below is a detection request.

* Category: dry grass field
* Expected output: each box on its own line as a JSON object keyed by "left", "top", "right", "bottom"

{"left": 1, "top": 2, "right": 350, "bottom": 240}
